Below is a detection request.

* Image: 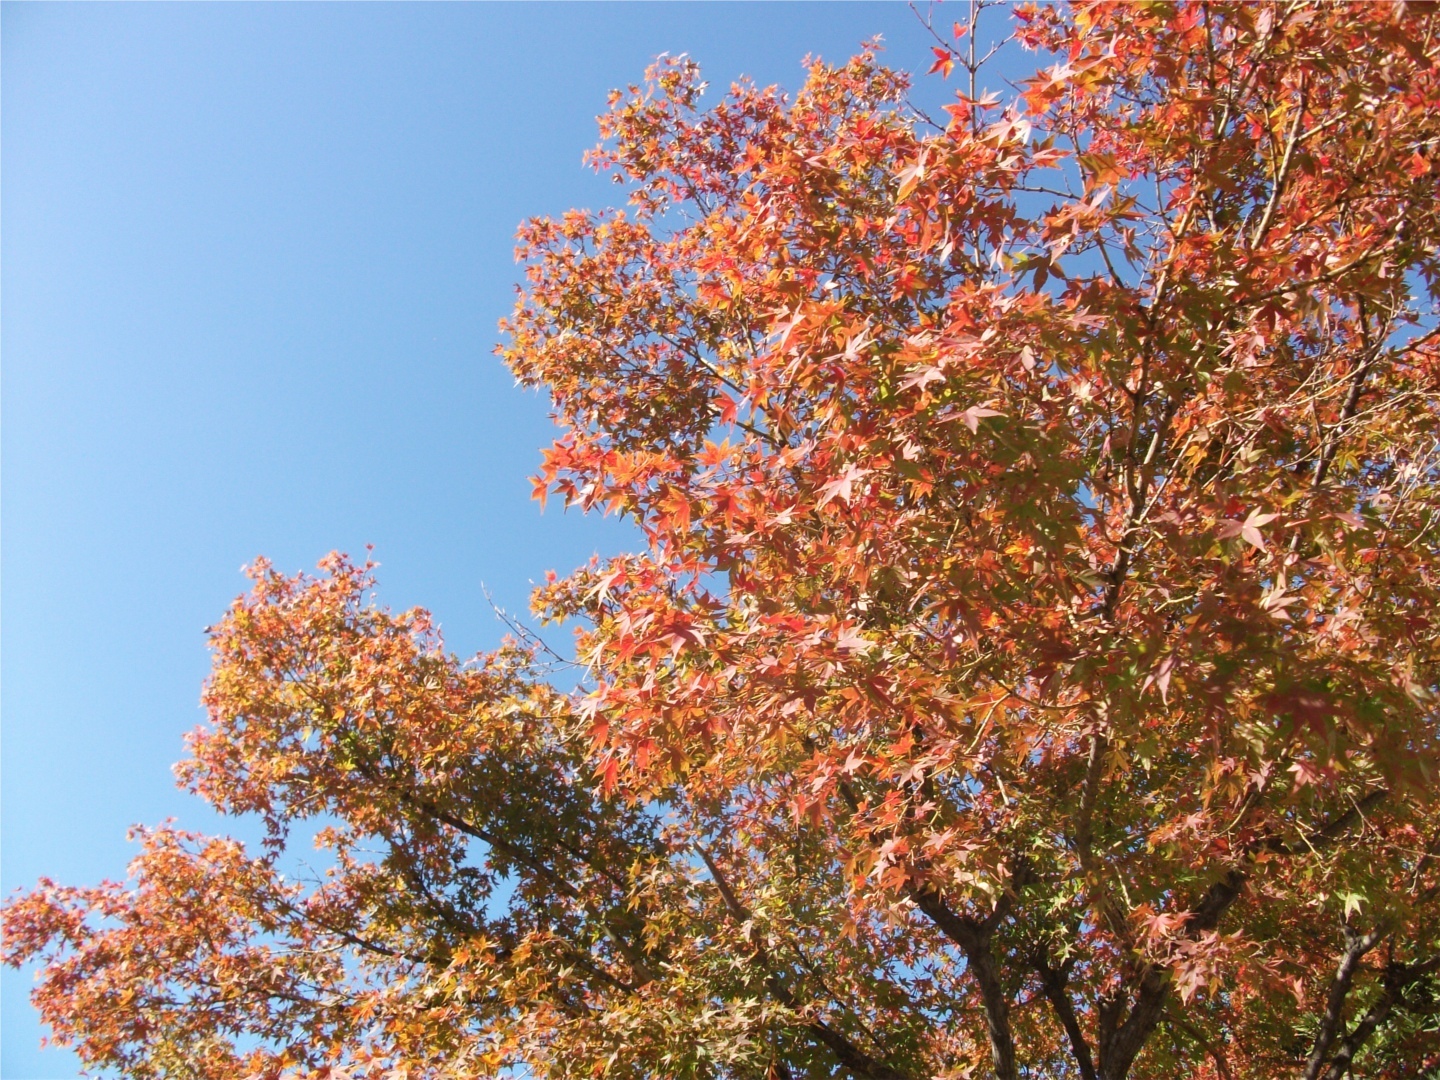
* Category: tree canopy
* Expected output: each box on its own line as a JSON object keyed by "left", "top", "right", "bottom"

{"left": 7, "top": 3, "right": 1440, "bottom": 1078}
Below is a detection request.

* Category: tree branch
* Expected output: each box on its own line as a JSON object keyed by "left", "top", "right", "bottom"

{"left": 1319, "top": 955, "right": 1440, "bottom": 1080}
{"left": 1033, "top": 948, "right": 1098, "bottom": 1080}
{"left": 1097, "top": 870, "right": 1246, "bottom": 1080}
{"left": 1302, "top": 925, "right": 1386, "bottom": 1080}
{"left": 909, "top": 886, "right": 1018, "bottom": 1080}
{"left": 698, "top": 843, "right": 913, "bottom": 1080}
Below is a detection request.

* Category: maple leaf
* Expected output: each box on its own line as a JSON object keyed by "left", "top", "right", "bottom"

{"left": 955, "top": 404, "right": 1004, "bottom": 433}
{"left": 835, "top": 626, "right": 873, "bottom": 657}
{"left": 1260, "top": 585, "right": 1300, "bottom": 618}
{"left": 666, "top": 621, "right": 707, "bottom": 656}
{"left": 1141, "top": 654, "right": 1177, "bottom": 705}
{"left": 816, "top": 463, "right": 869, "bottom": 507}
{"left": 1217, "top": 508, "right": 1279, "bottom": 549}
{"left": 900, "top": 364, "right": 947, "bottom": 392}
{"left": 894, "top": 149, "right": 928, "bottom": 202}
{"left": 1288, "top": 759, "right": 1326, "bottom": 788}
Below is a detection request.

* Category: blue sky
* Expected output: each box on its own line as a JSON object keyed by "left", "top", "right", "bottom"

{"left": 1, "top": 4, "right": 1014, "bottom": 1075}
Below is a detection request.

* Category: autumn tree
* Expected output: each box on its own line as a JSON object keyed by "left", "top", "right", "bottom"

{"left": 7, "top": 3, "right": 1440, "bottom": 1078}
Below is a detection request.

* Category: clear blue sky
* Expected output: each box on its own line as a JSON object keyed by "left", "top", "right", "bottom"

{"left": 1, "top": 4, "right": 1005, "bottom": 1075}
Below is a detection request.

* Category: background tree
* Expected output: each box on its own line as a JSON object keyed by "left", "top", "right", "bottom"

{"left": 7, "top": 2, "right": 1440, "bottom": 1078}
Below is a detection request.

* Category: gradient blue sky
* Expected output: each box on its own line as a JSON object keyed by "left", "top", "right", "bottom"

{"left": 2, "top": 5, "right": 1014, "bottom": 1075}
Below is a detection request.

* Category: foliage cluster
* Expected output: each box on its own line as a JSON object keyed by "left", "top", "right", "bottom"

{"left": 7, "top": 3, "right": 1440, "bottom": 1078}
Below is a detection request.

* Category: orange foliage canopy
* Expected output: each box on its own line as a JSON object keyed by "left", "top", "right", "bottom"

{"left": 7, "top": 4, "right": 1440, "bottom": 1079}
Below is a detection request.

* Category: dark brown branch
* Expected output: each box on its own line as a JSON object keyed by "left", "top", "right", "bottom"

{"left": 1254, "top": 789, "right": 1390, "bottom": 857}
{"left": 1033, "top": 949, "right": 1098, "bottom": 1080}
{"left": 1072, "top": 731, "right": 1128, "bottom": 941}
{"left": 832, "top": 764, "right": 1020, "bottom": 1080}
{"left": 1248, "top": 79, "right": 1309, "bottom": 249}
{"left": 1318, "top": 955, "right": 1440, "bottom": 1080}
{"left": 1311, "top": 304, "right": 1381, "bottom": 490}
{"left": 1302, "top": 926, "right": 1386, "bottom": 1080}
{"left": 1097, "top": 870, "right": 1246, "bottom": 1080}
{"left": 805, "top": 1020, "right": 912, "bottom": 1080}
{"left": 909, "top": 886, "right": 1018, "bottom": 1080}
{"left": 376, "top": 778, "right": 661, "bottom": 986}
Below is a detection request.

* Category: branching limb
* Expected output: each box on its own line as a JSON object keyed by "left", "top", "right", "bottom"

{"left": 908, "top": 886, "right": 1018, "bottom": 1080}
{"left": 1096, "top": 870, "right": 1246, "bottom": 1080}
{"left": 697, "top": 842, "right": 914, "bottom": 1080}
{"left": 1317, "top": 954, "right": 1440, "bottom": 1080}
{"left": 1301, "top": 925, "right": 1386, "bottom": 1080}
{"left": 1033, "top": 948, "right": 1098, "bottom": 1080}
